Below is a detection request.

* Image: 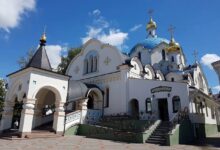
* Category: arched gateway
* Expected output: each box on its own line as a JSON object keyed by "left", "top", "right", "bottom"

{"left": 0, "top": 33, "right": 69, "bottom": 137}
{"left": 32, "top": 86, "right": 61, "bottom": 131}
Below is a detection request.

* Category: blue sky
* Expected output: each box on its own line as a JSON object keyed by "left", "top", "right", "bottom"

{"left": 0, "top": 0, "right": 220, "bottom": 93}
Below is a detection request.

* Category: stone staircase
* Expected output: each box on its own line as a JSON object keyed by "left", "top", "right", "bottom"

{"left": 146, "top": 121, "right": 171, "bottom": 145}
{"left": 0, "top": 122, "right": 62, "bottom": 140}
{"left": 26, "top": 130, "right": 62, "bottom": 139}
{"left": 26, "top": 122, "right": 62, "bottom": 139}
{"left": 0, "top": 129, "right": 21, "bottom": 140}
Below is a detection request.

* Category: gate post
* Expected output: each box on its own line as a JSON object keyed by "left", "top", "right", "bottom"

{"left": 19, "top": 98, "right": 36, "bottom": 137}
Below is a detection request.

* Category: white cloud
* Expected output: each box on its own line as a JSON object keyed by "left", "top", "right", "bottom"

{"left": 130, "top": 24, "right": 142, "bottom": 32}
{"left": 0, "top": 0, "right": 36, "bottom": 32}
{"left": 213, "top": 85, "right": 220, "bottom": 91}
{"left": 45, "top": 45, "right": 65, "bottom": 69}
{"left": 82, "top": 27, "right": 128, "bottom": 48}
{"left": 98, "top": 29, "right": 128, "bottom": 47}
{"left": 90, "top": 9, "right": 101, "bottom": 17}
{"left": 200, "top": 54, "right": 220, "bottom": 69}
{"left": 82, "top": 9, "right": 128, "bottom": 48}
{"left": 212, "top": 85, "right": 220, "bottom": 94}
{"left": 89, "top": 9, "right": 109, "bottom": 29}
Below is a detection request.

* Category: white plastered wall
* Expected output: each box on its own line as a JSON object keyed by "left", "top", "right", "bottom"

{"left": 1, "top": 68, "right": 69, "bottom": 133}
{"left": 66, "top": 39, "right": 128, "bottom": 115}
{"left": 193, "top": 65, "right": 209, "bottom": 94}
{"left": 128, "top": 79, "right": 189, "bottom": 121}
{"left": 66, "top": 39, "right": 124, "bottom": 80}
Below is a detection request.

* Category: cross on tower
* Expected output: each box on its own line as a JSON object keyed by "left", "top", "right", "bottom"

{"left": 43, "top": 25, "right": 47, "bottom": 34}
{"left": 104, "top": 57, "right": 111, "bottom": 65}
{"left": 148, "top": 9, "right": 154, "bottom": 18}
{"left": 193, "top": 50, "right": 198, "bottom": 63}
{"left": 168, "top": 25, "right": 175, "bottom": 38}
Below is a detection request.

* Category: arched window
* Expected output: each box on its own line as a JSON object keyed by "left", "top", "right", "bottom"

{"left": 145, "top": 98, "right": 152, "bottom": 113}
{"left": 87, "top": 95, "right": 94, "bottom": 109}
{"left": 84, "top": 59, "right": 88, "bottom": 74}
{"left": 105, "top": 87, "right": 109, "bottom": 108}
{"left": 89, "top": 55, "right": 93, "bottom": 73}
{"left": 172, "top": 96, "right": 181, "bottom": 113}
{"left": 171, "top": 56, "right": 175, "bottom": 62}
{"left": 162, "top": 49, "right": 166, "bottom": 60}
{"left": 93, "top": 56, "right": 98, "bottom": 72}
{"left": 138, "top": 52, "right": 141, "bottom": 61}
{"left": 84, "top": 51, "right": 98, "bottom": 74}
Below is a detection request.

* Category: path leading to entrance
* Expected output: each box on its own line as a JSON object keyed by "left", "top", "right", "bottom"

{"left": 194, "top": 133, "right": 220, "bottom": 148}
{"left": 0, "top": 135, "right": 220, "bottom": 150}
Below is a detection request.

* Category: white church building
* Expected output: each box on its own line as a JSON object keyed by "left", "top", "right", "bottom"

{"left": 0, "top": 16, "right": 219, "bottom": 143}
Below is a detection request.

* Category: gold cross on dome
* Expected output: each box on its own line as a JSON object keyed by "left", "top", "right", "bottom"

{"left": 193, "top": 50, "right": 198, "bottom": 62}
{"left": 168, "top": 25, "right": 176, "bottom": 38}
{"left": 43, "top": 25, "right": 47, "bottom": 34}
{"left": 148, "top": 9, "right": 154, "bottom": 17}
{"left": 104, "top": 57, "right": 111, "bottom": 65}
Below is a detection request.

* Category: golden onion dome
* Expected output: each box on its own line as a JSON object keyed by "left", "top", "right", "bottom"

{"left": 40, "top": 33, "right": 47, "bottom": 42}
{"left": 165, "top": 37, "right": 181, "bottom": 52}
{"left": 40, "top": 32, "right": 47, "bottom": 46}
{"left": 146, "top": 17, "right": 157, "bottom": 30}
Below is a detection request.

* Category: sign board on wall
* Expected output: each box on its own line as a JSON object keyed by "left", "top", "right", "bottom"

{"left": 151, "top": 86, "right": 172, "bottom": 93}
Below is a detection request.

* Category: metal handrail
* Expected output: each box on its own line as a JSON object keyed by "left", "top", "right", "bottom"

{"left": 168, "top": 109, "right": 190, "bottom": 134}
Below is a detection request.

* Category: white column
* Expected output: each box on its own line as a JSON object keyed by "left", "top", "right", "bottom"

{"left": 53, "top": 101, "right": 65, "bottom": 134}
{"left": 19, "top": 98, "right": 36, "bottom": 137}
{"left": 0, "top": 100, "right": 15, "bottom": 132}
{"left": 79, "top": 99, "right": 88, "bottom": 124}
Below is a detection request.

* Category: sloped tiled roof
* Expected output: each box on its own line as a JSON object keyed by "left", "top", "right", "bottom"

{"left": 26, "top": 42, "right": 52, "bottom": 71}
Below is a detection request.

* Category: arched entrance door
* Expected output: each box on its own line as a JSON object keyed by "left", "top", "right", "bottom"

{"left": 32, "top": 88, "right": 56, "bottom": 131}
{"left": 11, "top": 97, "right": 23, "bottom": 129}
{"left": 130, "top": 99, "right": 139, "bottom": 119}
{"left": 87, "top": 95, "right": 94, "bottom": 109}
{"left": 85, "top": 88, "right": 103, "bottom": 124}
{"left": 87, "top": 89, "right": 103, "bottom": 110}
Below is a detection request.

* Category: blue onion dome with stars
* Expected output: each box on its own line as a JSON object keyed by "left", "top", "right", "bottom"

{"left": 129, "top": 17, "right": 169, "bottom": 55}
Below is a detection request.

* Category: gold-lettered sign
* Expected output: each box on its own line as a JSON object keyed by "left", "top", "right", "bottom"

{"left": 151, "top": 86, "right": 172, "bottom": 93}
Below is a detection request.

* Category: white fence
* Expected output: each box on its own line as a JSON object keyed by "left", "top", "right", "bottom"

{"left": 65, "top": 110, "right": 81, "bottom": 130}
{"left": 64, "top": 109, "right": 102, "bottom": 130}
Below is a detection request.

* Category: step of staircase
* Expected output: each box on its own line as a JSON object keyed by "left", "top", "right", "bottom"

{"left": 26, "top": 131, "right": 62, "bottom": 139}
{"left": 0, "top": 130, "right": 22, "bottom": 140}
{"left": 146, "top": 140, "right": 166, "bottom": 145}
{"left": 146, "top": 121, "right": 171, "bottom": 145}
{"left": 26, "top": 122, "right": 62, "bottom": 139}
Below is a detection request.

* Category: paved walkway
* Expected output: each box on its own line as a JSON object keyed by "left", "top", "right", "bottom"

{"left": 0, "top": 135, "right": 219, "bottom": 150}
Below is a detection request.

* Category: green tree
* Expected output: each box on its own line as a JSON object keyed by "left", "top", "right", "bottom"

{"left": 0, "top": 79, "right": 6, "bottom": 119}
{"left": 57, "top": 47, "right": 81, "bottom": 74}
{"left": 17, "top": 48, "right": 35, "bottom": 69}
